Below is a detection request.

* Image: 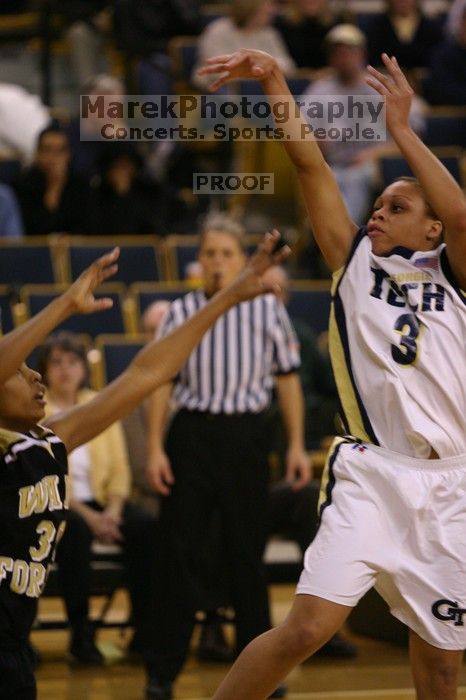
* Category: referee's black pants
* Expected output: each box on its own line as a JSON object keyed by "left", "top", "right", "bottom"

{"left": 144, "top": 408, "right": 271, "bottom": 684}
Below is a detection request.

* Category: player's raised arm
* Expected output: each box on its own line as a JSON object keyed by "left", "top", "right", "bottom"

{"left": 46, "top": 231, "right": 290, "bottom": 452}
{"left": 0, "top": 248, "right": 119, "bottom": 387}
{"left": 367, "top": 54, "right": 466, "bottom": 288}
{"left": 198, "top": 49, "right": 358, "bottom": 271}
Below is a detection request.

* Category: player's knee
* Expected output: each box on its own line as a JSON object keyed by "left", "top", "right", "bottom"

{"left": 281, "top": 618, "right": 327, "bottom": 657}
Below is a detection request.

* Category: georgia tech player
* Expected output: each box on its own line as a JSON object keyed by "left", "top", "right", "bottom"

{"left": 0, "top": 234, "right": 289, "bottom": 699}
{"left": 197, "top": 50, "right": 466, "bottom": 700}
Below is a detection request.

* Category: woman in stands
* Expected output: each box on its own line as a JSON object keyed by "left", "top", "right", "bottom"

{"left": 0, "top": 235, "right": 288, "bottom": 699}
{"left": 36, "top": 332, "right": 155, "bottom": 666}
{"left": 198, "top": 50, "right": 466, "bottom": 700}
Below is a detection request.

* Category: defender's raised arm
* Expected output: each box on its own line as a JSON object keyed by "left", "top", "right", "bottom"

{"left": 46, "top": 231, "right": 290, "bottom": 452}
{"left": 0, "top": 248, "right": 119, "bottom": 387}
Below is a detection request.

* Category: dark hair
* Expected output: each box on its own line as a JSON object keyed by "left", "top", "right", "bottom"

{"left": 36, "top": 125, "right": 69, "bottom": 150}
{"left": 36, "top": 332, "right": 89, "bottom": 388}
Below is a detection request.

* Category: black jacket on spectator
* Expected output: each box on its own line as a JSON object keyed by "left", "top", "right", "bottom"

{"left": 424, "top": 40, "right": 466, "bottom": 107}
{"left": 115, "top": 0, "right": 201, "bottom": 56}
{"left": 366, "top": 13, "right": 443, "bottom": 68}
{"left": 274, "top": 14, "right": 346, "bottom": 69}
{"left": 16, "top": 168, "right": 92, "bottom": 235}
{"left": 424, "top": 40, "right": 466, "bottom": 105}
{"left": 89, "top": 181, "right": 160, "bottom": 235}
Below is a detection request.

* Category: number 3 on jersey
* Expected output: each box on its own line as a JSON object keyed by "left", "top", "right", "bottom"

{"left": 392, "top": 313, "right": 421, "bottom": 365}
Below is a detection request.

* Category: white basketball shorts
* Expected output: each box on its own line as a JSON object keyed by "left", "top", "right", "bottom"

{"left": 297, "top": 437, "right": 466, "bottom": 650}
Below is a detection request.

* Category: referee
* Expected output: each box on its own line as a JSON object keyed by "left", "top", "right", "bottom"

{"left": 144, "top": 214, "right": 311, "bottom": 700}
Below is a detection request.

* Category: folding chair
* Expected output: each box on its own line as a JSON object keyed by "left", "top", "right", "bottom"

{"left": 288, "top": 281, "right": 332, "bottom": 335}
{"left": 0, "top": 284, "right": 14, "bottom": 333}
{"left": 65, "top": 236, "right": 164, "bottom": 285}
{"left": 0, "top": 238, "right": 60, "bottom": 286}
{"left": 94, "top": 333, "right": 145, "bottom": 386}
{"left": 20, "top": 283, "right": 129, "bottom": 338}
{"left": 379, "top": 148, "right": 463, "bottom": 188}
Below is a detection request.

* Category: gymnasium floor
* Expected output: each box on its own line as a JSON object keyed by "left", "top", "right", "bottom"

{"left": 33, "top": 585, "right": 466, "bottom": 700}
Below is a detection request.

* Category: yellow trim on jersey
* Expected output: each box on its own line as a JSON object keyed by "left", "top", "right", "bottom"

{"left": 328, "top": 290, "right": 371, "bottom": 444}
{"left": 0, "top": 427, "right": 24, "bottom": 457}
{"left": 318, "top": 436, "right": 349, "bottom": 509}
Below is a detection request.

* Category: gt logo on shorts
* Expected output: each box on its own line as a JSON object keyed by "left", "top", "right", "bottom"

{"left": 432, "top": 599, "right": 466, "bottom": 626}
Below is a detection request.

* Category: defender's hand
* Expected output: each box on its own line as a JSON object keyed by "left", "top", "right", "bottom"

{"left": 62, "top": 247, "right": 119, "bottom": 315}
{"left": 228, "top": 230, "right": 291, "bottom": 303}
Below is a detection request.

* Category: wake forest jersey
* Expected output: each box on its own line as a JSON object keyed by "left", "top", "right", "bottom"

{"left": 330, "top": 228, "right": 466, "bottom": 459}
{"left": 0, "top": 426, "right": 68, "bottom": 649}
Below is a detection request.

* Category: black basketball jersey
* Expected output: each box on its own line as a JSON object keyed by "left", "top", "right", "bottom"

{"left": 0, "top": 425, "right": 68, "bottom": 649}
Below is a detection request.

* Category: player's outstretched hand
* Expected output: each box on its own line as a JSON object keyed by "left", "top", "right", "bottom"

{"left": 229, "top": 230, "right": 291, "bottom": 303}
{"left": 365, "top": 53, "right": 413, "bottom": 134}
{"left": 197, "top": 48, "right": 277, "bottom": 92}
{"left": 62, "top": 247, "right": 120, "bottom": 315}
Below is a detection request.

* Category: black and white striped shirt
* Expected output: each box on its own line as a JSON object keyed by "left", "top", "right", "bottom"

{"left": 157, "top": 290, "right": 300, "bottom": 414}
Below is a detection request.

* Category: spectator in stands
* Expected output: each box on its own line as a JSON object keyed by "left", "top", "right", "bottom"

{"left": 37, "top": 332, "right": 157, "bottom": 664}
{"left": 115, "top": 0, "right": 202, "bottom": 94}
{"left": 424, "top": 0, "right": 466, "bottom": 105}
{"left": 16, "top": 126, "right": 92, "bottom": 235}
{"left": 88, "top": 150, "right": 164, "bottom": 235}
{"left": 303, "top": 24, "right": 426, "bottom": 224}
{"left": 0, "top": 83, "right": 50, "bottom": 164}
{"left": 193, "top": 0, "right": 296, "bottom": 91}
{"left": 365, "top": 0, "right": 443, "bottom": 69}
{"left": 58, "top": 1, "right": 114, "bottom": 89}
{"left": 275, "top": 0, "right": 350, "bottom": 70}
{"left": 0, "top": 183, "right": 24, "bottom": 238}
{"left": 67, "top": 73, "right": 132, "bottom": 180}
{"left": 144, "top": 213, "right": 310, "bottom": 700}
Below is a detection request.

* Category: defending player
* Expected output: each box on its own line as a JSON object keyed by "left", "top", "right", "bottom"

{"left": 0, "top": 232, "right": 289, "bottom": 699}
{"left": 197, "top": 51, "right": 466, "bottom": 700}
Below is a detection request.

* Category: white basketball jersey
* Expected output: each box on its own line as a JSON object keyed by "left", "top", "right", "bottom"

{"left": 330, "top": 229, "right": 466, "bottom": 458}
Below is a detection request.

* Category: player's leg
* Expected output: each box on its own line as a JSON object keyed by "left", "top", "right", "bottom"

{"left": 212, "top": 593, "right": 351, "bottom": 700}
{"left": 409, "top": 630, "right": 463, "bottom": 700}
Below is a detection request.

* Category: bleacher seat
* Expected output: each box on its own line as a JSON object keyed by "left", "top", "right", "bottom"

{"left": 130, "top": 282, "right": 192, "bottom": 322}
{"left": 66, "top": 237, "right": 163, "bottom": 285}
{"left": 424, "top": 111, "right": 466, "bottom": 148}
{"left": 379, "top": 149, "right": 463, "bottom": 188}
{"left": 237, "top": 76, "right": 310, "bottom": 97}
{"left": 0, "top": 239, "right": 58, "bottom": 286}
{"left": 0, "top": 285, "right": 14, "bottom": 333}
{"left": 20, "top": 283, "right": 128, "bottom": 338}
{"left": 94, "top": 334, "right": 145, "bottom": 385}
{"left": 287, "top": 282, "right": 332, "bottom": 335}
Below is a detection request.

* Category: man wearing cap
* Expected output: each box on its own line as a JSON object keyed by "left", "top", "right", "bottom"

{"left": 302, "top": 24, "right": 425, "bottom": 224}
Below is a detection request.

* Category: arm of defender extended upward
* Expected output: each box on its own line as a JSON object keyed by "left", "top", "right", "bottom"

{"left": 198, "top": 49, "right": 359, "bottom": 272}
{"left": 0, "top": 248, "right": 119, "bottom": 387}
{"left": 367, "top": 54, "right": 466, "bottom": 288}
{"left": 46, "top": 231, "right": 290, "bottom": 452}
